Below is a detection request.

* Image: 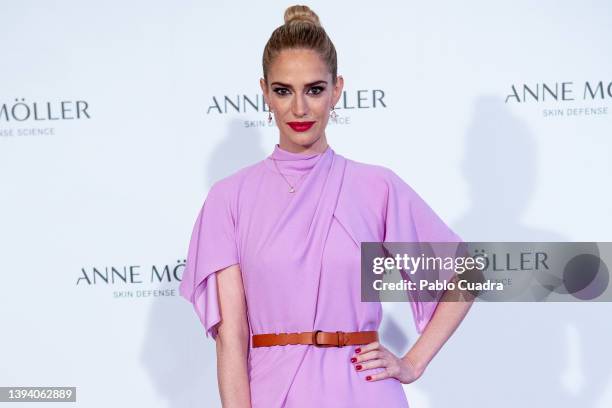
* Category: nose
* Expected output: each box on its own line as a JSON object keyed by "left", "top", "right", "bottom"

{"left": 292, "top": 93, "right": 308, "bottom": 118}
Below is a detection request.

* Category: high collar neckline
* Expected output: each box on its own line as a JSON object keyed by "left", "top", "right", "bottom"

{"left": 270, "top": 143, "right": 328, "bottom": 160}
{"left": 266, "top": 143, "right": 331, "bottom": 175}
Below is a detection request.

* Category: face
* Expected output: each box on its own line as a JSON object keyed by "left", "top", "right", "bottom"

{"left": 260, "top": 48, "right": 344, "bottom": 153}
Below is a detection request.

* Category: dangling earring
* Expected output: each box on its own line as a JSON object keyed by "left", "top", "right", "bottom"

{"left": 330, "top": 108, "right": 338, "bottom": 122}
{"left": 268, "top": 109, "right": 273, "bottom": 124}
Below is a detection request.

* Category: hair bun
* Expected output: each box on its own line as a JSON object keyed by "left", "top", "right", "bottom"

{"left": 284, "top": 5, "right": 321, "bottom": 27}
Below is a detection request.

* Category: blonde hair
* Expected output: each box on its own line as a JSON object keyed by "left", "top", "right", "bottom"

{"left": 262, "top": 5, "right": 338, "bottom": 85}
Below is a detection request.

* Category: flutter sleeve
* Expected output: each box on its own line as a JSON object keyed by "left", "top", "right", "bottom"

{"left": 178, "top": 181, "right": 239, "bottom": 340}
{"left": 383, "top": 169, "right": 462, "bottom": 334}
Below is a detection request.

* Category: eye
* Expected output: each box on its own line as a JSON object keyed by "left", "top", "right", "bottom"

{"left": 308, "top": 86, "right": 325, "bottom": 95}
{"left": 272, "top": 87, "right": 291, "bottom": 96}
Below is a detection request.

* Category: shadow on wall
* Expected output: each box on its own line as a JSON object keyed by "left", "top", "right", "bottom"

{"left": 139, "top": 119, "right": 265, "bottom": 408}
{"left": 408, "top": 96, "right": 612, "bottom": 408}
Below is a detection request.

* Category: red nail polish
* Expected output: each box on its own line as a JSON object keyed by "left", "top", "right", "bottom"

{"left": 350, "top": 357, "right": 357, "bottom": 363}
{"left": 355, "top": 348, "right": 361, "bottom": 354}
{"left": 366, "top": 375, "right": 372, "bottom": 381}
{"left": 356, "top": 365, "right": 362, "bottom": 370}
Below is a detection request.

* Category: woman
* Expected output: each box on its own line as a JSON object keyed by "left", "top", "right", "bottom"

{"left": 179, "top": 5, "right": 473, "bottom": 407}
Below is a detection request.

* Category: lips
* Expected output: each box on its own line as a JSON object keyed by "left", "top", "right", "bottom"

{"left": 287, "top": 121, "right": 316, "bottom": 132}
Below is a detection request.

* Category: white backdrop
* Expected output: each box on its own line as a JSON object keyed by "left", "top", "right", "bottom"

{"left": 1, "top": 1, "right": 611, "bottom": 407}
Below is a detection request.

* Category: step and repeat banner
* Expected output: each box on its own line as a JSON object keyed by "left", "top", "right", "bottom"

{"left": 1, "top": 1, "right": 611, "bottom": 407}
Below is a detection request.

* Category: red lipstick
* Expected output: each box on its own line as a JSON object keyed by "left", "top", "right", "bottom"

{"left": 287, "top": 121, "right": 315, "bottom": 132}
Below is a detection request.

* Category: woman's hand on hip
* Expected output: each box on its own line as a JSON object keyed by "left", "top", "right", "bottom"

{"left": 349, "top": 341, "right": 424, "bottom": 384}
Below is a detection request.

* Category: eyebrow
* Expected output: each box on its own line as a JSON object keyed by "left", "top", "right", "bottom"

{"left": 270, "top": 80, "right": 328, "bottom": 88}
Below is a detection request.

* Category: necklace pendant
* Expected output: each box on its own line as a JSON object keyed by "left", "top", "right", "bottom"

{"left": 289, "top": 187, "right": 295, "bottom": 193}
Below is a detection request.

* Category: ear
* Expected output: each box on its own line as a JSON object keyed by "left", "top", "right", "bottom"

{"left": 331, "top": 75, "right": 344, "bottom": 109}
{"left": 260, "top": 77, "right": 271, "bottom": 108}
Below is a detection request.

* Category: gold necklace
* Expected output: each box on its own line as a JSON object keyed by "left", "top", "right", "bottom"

{"left": 272, "top": 159, "right": 305, "bottom": 193}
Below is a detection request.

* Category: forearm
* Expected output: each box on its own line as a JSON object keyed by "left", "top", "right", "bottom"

{"left": 402, "top": 282, "right": 474, "bottom": 375}
{"left": 216, "top": 328, "right": 252, "bottom": 407}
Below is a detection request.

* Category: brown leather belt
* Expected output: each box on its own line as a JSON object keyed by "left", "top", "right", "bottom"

{"left": 252, "top": 330, "right": 378, "bottom": 348}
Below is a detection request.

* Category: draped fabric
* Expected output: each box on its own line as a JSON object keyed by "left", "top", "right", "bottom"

{"left": 179, "top": 144, "right": 460, "bottom": 407}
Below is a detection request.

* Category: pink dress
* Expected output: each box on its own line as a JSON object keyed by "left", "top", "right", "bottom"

{"left": 179, "top": 144, "right": 460, "bottom": 407}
